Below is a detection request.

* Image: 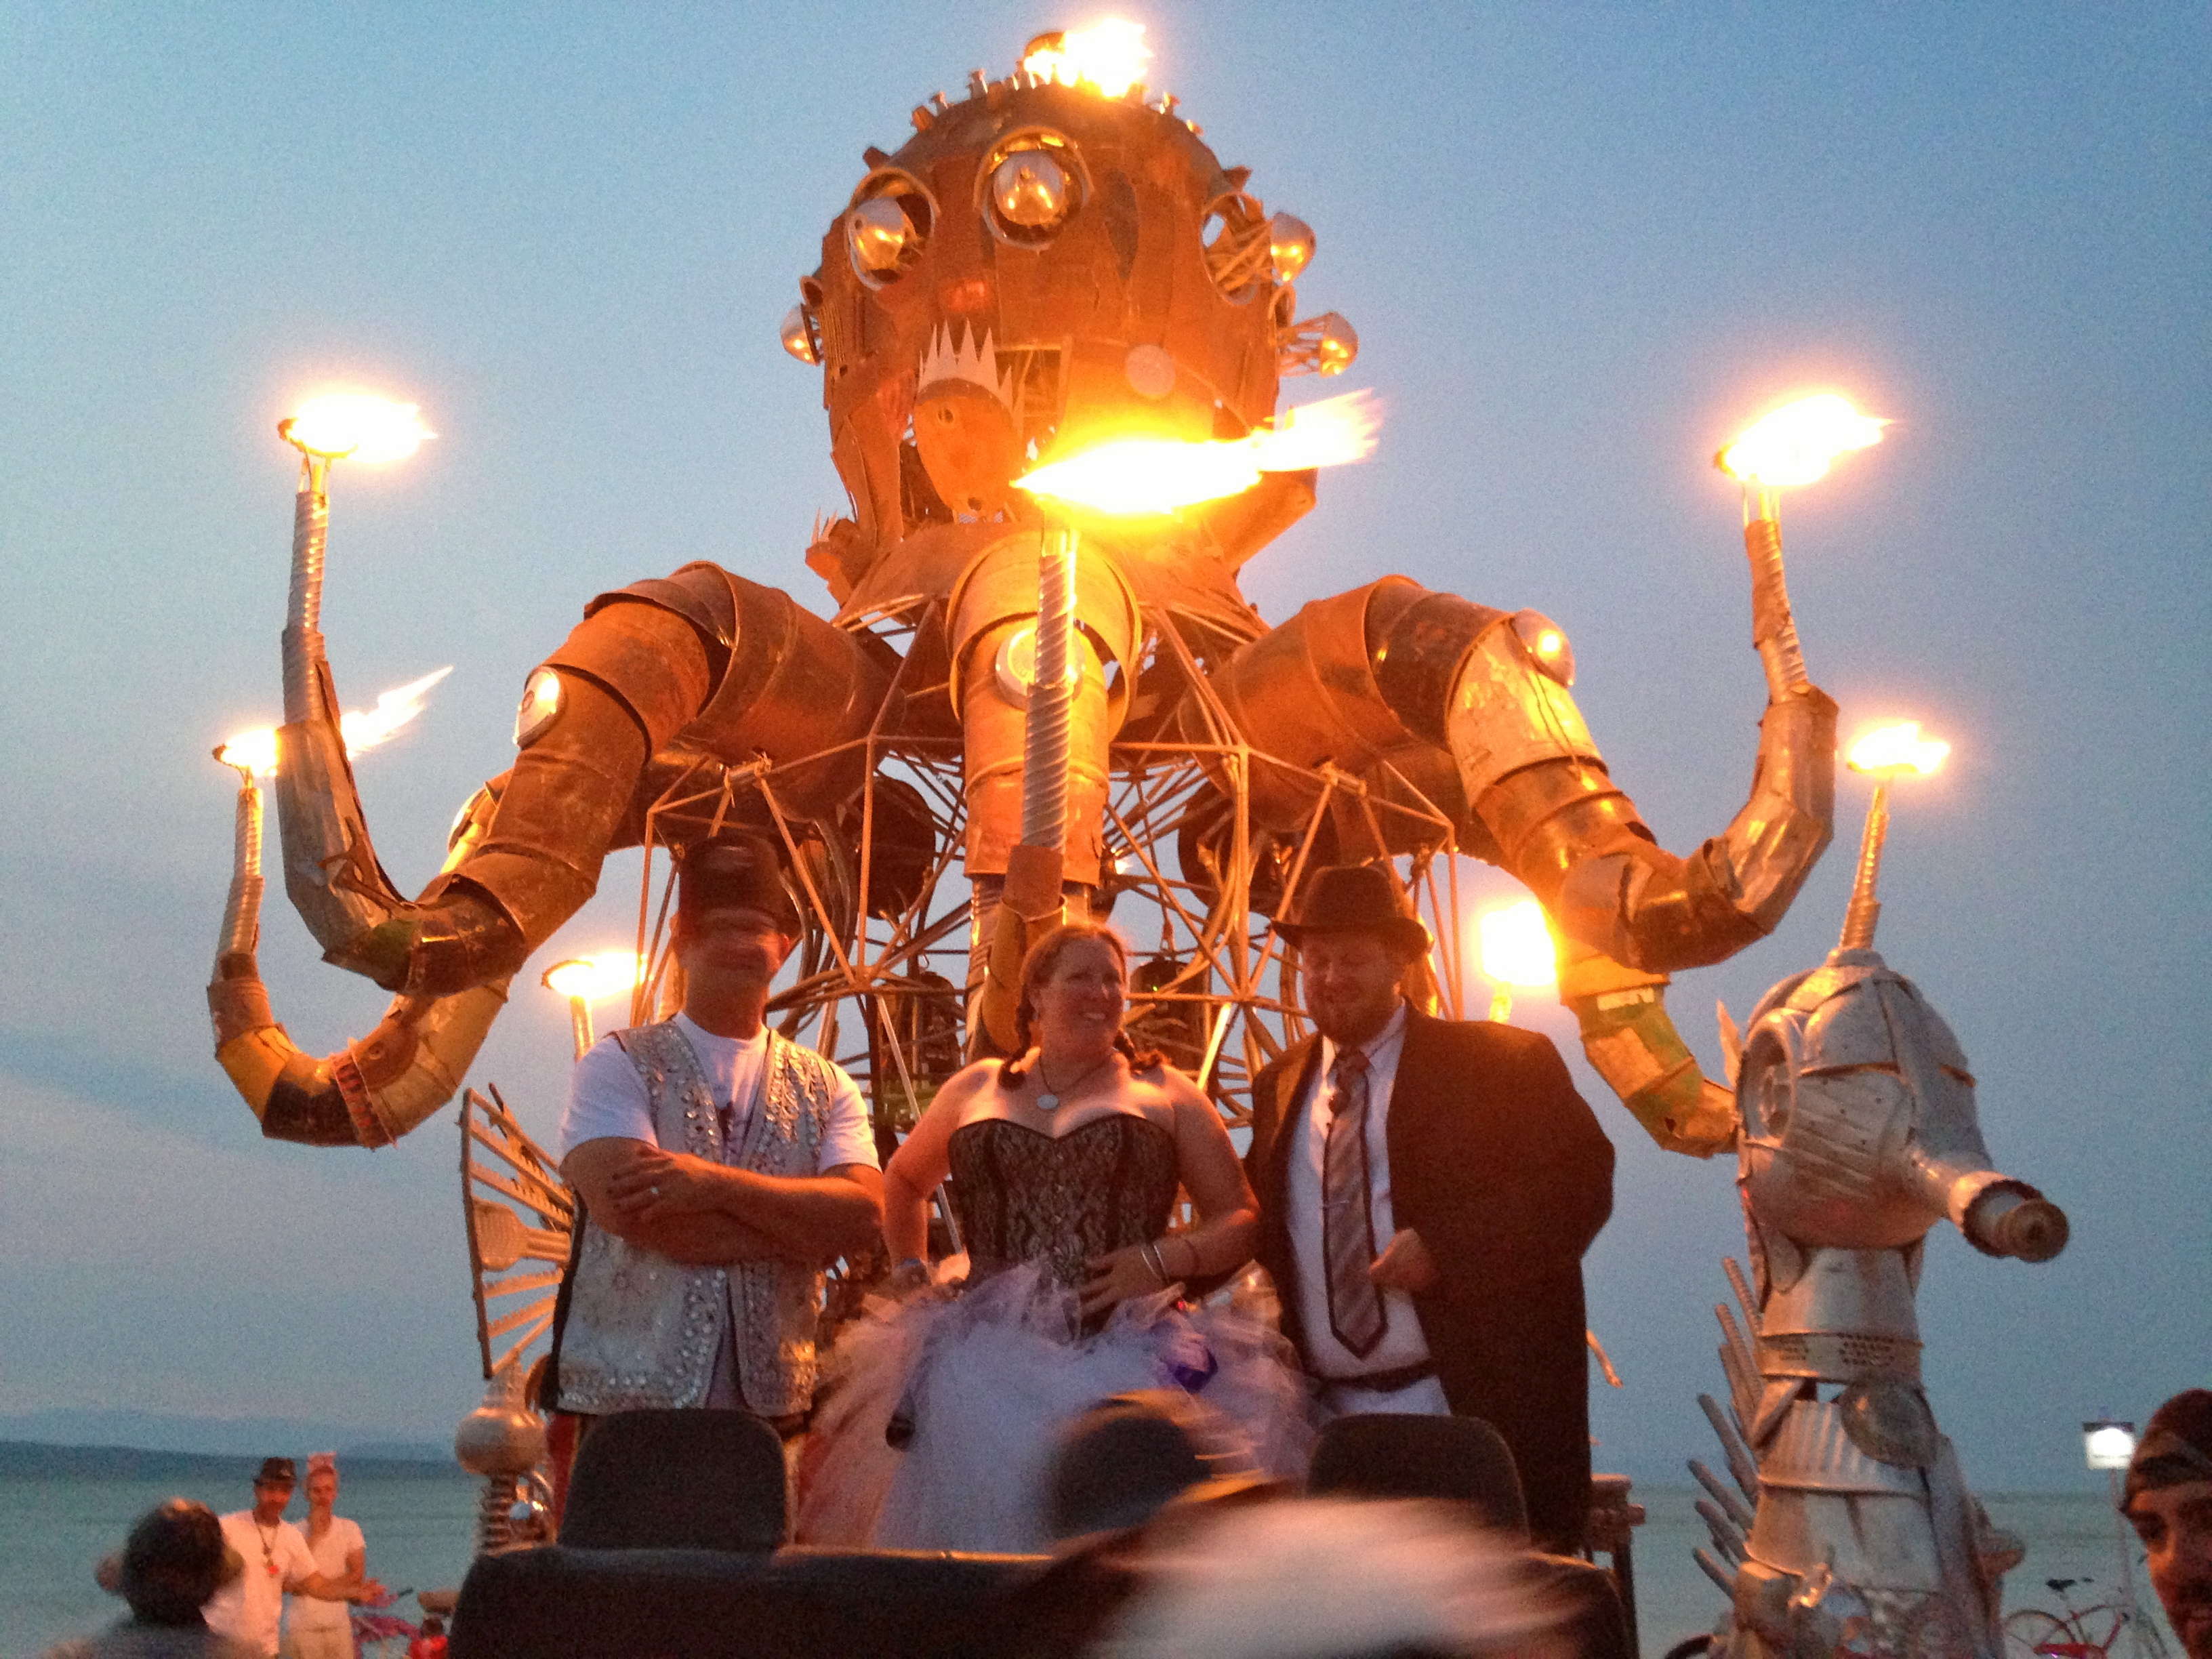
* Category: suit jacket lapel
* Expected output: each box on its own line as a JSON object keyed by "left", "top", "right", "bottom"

{"left": 1385, "top": 1010, "right": 1446, "bottom": 1212}
{"left": 1258, "top": 1036, "right": 1322, "bottom": 1213}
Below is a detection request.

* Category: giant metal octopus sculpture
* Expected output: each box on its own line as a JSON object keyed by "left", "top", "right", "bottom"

{"left": 206, "top": 27, "right": 1837, "bottom": 1165}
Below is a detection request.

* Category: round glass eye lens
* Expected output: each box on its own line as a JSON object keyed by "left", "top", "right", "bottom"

{"left": 991, "top": 152, "right": 1070, "bottom": 229}
{"left": 847, "top": 197, "right": 911, "bottom": 274}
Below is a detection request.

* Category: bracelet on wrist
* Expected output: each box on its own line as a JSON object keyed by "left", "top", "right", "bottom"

{"left": 1140, "top": 1240, "right": 1170, "bottom": 1284}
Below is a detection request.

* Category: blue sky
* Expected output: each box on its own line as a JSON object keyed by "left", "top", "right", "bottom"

{"left": 1, "top": 3, "right": 2205, "bottom": 1490}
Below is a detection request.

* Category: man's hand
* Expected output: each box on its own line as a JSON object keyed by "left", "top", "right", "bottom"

{"left": 605, "top": 1145, "right": 725, "bottom": 1228}
{"left": 1369, "top": 1227, "right": 1439, "bottom": 1293}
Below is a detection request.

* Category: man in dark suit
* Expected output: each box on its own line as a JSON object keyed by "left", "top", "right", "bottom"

{"left": 1247, "top": 863, "right": 1616, "bottom": 1552}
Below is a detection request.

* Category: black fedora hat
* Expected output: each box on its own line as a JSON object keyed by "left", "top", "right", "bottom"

{"left": 676, "top": 832, "right": 801, "bottom": 936}
{"left": 1272, "top": 864, "right": 1431, "bottom": 958}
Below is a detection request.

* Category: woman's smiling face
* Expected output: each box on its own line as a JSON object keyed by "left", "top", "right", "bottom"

{"left": 1031, "top": 935, "right": 1126, "bottom": 1052}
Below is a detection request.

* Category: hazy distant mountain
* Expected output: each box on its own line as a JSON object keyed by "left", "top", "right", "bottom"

{"left": 0, "top": 1408, "right": 446, "bottom": 1463}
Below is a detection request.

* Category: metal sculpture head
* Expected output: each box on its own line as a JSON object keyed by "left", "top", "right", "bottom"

{"left": 1734, "top": 946, "right": 2066, "bottom": 1261}
{"left": 790, "top": 28, "right": 1354, "bottom": 577}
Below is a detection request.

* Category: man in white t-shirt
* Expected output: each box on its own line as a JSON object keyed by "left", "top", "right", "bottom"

{"left": 544, "top": 834, "right": 884, "bottom": 1499}
{"left": 201, "top": 1460, "right": 380, "bottom": 1659}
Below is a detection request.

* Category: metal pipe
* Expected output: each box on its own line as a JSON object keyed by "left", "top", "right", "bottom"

{"left": 282, "top": 458, "right": 330, "bottom": 724}
{"left": 1838, "top": 781, "right": 1890, "bottom": 951}
{"left": 1744, "top": 510, "right": 1809, "bottom": 700}
{"left": 217, "top": 769, "right": 264, "bottom": 964}
{"left": 1019, "top": 525, "right": 1077, "bottom": 851}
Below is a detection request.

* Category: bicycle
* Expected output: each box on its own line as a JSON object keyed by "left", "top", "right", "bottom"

{"left": 350, "top": 1586, "right": 436, "bottom": 1658}
{"left": 2004, "top": 1576, "right": 2168, "bottom": 1659}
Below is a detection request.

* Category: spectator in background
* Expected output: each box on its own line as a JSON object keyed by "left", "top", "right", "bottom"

{"left": 283, "top": 1454, "right": 369, "bottom": 1659}
{"left": 42, "top": 1497, "right": 255, "bottom": 1658}
{"left": 203, "top": 1459, "right": 381, "bottom": 1659}
{"left": 2124, "top": 1389, "right": 2212, "bottom": 1659}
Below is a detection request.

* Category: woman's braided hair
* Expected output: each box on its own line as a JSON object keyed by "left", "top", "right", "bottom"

{"left": 998, "top": 921, "right": 1165, "bottom": 1088}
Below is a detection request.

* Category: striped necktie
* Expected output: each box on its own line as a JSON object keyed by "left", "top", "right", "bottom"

{"left": 1321, "top": 1046, "right": 1386, "bottom": 1357}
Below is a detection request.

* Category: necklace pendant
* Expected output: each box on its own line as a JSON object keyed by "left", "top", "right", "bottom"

{"left": 1036, "top": 1092, "right": 1059, "bottom": 1111}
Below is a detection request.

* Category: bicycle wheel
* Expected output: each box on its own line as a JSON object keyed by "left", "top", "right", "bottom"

{"left": 2007, "top": 1610, "right": 2073, "bottom": 1659}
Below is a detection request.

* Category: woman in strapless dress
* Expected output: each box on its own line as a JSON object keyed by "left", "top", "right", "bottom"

{"left": 794, "top": 922, "right": 1309, "bottom": 1551}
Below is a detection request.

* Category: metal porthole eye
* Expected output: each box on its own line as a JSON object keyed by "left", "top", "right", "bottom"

{"left": 1268, "top": 211, "right": 1315, "bottom": 283}
{"left": 981, "top": 131, "right": 1084, "bottom": 246}
{"left": 514, "top": 667, "right": 564, "bottom": 748}
{"left": 780, "top": 303, "right": 819, "bottom": 364}
{"left": 846, "top": 171, "right": 937, "bottom": 288}
{"left": 1511, "top": 609, "right": 1576, "bottom": 687}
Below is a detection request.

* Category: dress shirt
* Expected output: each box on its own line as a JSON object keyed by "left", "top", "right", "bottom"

{"left": 1285, "top": 1003, "right": 1451, "bottom": 1416}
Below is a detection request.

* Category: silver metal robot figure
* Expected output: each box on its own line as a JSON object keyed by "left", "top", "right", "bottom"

{"left": 1692, "top": 938, "right": 2069, "bottom": 1659}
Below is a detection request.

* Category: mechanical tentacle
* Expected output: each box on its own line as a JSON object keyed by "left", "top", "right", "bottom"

{"left": 1207, "top": 575, "right": 1794, "bottom": 1153}
{"left": 322, "top": 566, "right": 892, "bottom": 1000}
{"left": 208, "top": 769, "right": 510, "bottom": 1145}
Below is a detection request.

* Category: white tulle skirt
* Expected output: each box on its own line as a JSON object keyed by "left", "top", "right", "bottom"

{"left": 794, "top": 1261, "right": 1313, "bottom": 1553}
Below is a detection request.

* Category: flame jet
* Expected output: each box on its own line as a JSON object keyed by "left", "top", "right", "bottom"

{"left": 234, "top": 27, "right": 1837, "bottom": 1155}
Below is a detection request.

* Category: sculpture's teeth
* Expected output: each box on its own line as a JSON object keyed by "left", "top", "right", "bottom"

{"left": 917, "top": 321, "right": 1015, "bottom": 411}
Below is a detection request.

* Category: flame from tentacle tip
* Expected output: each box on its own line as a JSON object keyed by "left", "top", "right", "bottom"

{"left": 1022, "top": 20, "right": 1151, "bottom": 98}
{"left": 1014, "top": 390, "right": 1380, "bottom": 516}
{"left": 283, "top": 394, "right": 436, "bottom": 464}
{"left": 1476, "top": 899, "right": 1558, "bottom": 989}
{"left": 542, "top": 949, "right": 646, "bottom": 1004}
{"left": 1847, "top": 720, "right": 1949, "bottom": 778}
{"left": 1719, "top": 393, "right": 1887, "bottom": 489}
{"left": 216, "top": 666, "right": 452, "bottom": 777}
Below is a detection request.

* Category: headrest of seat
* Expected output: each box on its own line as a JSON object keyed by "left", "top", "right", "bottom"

{"left": 1307, "top": 1412, "right": 1530, "bottom": 1541}
{"left": 560, "top": 1409, "right": 786, "bottom": 1552}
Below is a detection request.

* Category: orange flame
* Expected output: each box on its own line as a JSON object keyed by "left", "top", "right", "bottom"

{"left": 1719, "top": 393, "right": 1887, "bottom": 490}
{"left": 542, "top": 949, "right": 646, "bottom": 1004}
{"left": 1476, "top": 899, "right": 1558, "bottom": 989}
{"left": 1015, "top": 390, "right": 1380, "bottom": 516}
{"left": 1846, "top": 720, "right": 1949, "bottom": 778}
{"left": 1022, "top": 19, "right": 1151, "bottom": 98}
{"left": 215, "top": 666, "right": 451, "bottom": 777}
{"left": 213, "top": 728, "right": 281, "bottom": 777}
{"left": 283, "top": 394, "right": 435, "bottom": 464}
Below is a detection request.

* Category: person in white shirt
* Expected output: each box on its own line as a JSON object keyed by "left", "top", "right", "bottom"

{"left": 542, "top": 834, "right": 884, "bottom": 1505}
{"left": 203, "top": 1460, "right": 380, "bottom": 1659}
{"left": 281, "top": 1454, "right": 366, "bottom": 1659}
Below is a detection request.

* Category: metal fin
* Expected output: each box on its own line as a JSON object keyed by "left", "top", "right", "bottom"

{"left": 1718, "top": 998, "right": 1743, "bottom": 1086}
{"left": 1696, "top": 1497, "right": 1748, "bottom": 1562}
{"left": 1700, "top": 1391, "right": 1763, "bottom": 1505}
{"left": 1695, "top": 1547, "right": 1737, "bottom": 1595}
{"left": 1716, "top": 1300, "right": 1759, "bottom": 1420}
{"left": 1691, "top": 1457, "right": 1757, "bottom": 1533}
{"left": 1725, "top": 1256, "right": 1763, "bottom": 1339}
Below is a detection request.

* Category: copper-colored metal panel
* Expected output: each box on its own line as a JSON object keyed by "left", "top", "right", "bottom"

{"left": 1443, "top": 616, "right": 1605, "bottom": 797}
{"left": 1210, "top": 579, "right": 1426, "bottom": 828}
{"left": 676, "top": 571, "right": 893, "bottom": 818}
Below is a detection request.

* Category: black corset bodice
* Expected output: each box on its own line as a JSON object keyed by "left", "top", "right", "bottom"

{"left": 946, "top": 1114, "right": 1179, "bottom": 1288}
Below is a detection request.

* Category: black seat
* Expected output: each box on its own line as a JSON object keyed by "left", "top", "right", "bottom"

{"left": 451, "top": 1545, "right": 1048, "bottom": 1659}
{"left": 1307, "top": 1412, "right": 1531, "bottom": 1540}
{"left": 560, "top": 1408, "right": 787, "bottom": 1552}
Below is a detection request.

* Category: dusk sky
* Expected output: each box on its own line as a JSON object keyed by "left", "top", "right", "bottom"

{"left": 1, "top": 4, "right": 2204, "bottom": 1492}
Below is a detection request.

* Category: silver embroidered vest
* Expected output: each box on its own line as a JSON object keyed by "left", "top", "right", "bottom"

{"left": 554, "top": 1020, "right": 836, "bottom": 1418}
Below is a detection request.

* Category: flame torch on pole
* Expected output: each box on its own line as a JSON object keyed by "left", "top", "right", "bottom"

{"left": 1716, "top": 392, "right": 1886, "bottom": 700}
{"left": 1838, "top": 720, "right": 1949, "bottom": 951}
{"left": 542, "top": 951, "right": 646, "bottom": 1060}
{"left": 277, "top": 395, "right": 434, "bottom": 726}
